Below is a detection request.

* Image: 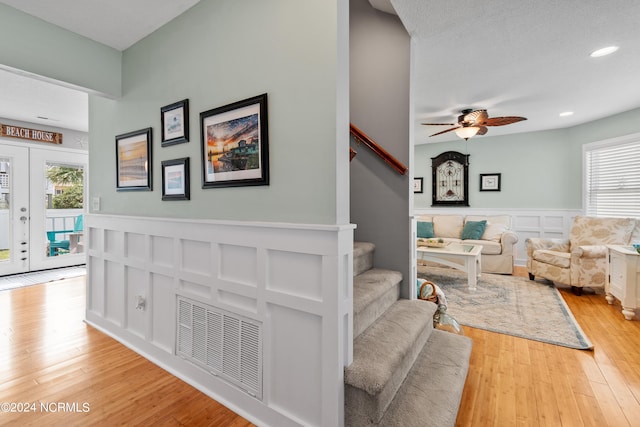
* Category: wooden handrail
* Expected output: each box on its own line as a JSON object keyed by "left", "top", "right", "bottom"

{"left": 349, "top": 123, "right": 408, "bottom": 175}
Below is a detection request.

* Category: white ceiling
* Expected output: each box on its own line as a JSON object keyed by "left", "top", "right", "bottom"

{"left": 1, "top": 0, "right": 640, "bottom": 142}
{"left": 0, "top": 0, "right": 202, "bottom": 132}
{"left": 383, "top": 0, "right": 640, "bottom": 143}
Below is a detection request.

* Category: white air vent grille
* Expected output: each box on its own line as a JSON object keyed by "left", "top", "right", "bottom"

{"left": 177, "top": 296, "right": 262, "bottom": 399}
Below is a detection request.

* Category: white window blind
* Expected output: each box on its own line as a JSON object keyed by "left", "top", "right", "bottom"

{"left": 585, "top": 137, "right": 640, "bottom": 218}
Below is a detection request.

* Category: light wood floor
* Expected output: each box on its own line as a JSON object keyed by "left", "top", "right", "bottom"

{"left": 456, "top": 266, "right": 640, "bottom": 427}
{"left": 2, "top": 271, "right": 639, "bottom": 426}
{"left": 0, "top": 276, "right": 255, "bottom": 426}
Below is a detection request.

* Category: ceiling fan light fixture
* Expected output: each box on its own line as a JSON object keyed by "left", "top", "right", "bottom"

{"left": 455, "top": 126, "right": 479, "bottom": 140}
{"left": 590, "top": 46, "right": 619, "bottom": 57}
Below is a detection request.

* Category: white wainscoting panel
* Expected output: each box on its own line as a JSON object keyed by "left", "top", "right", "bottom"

{"left": 84, "top": 214, "right": 354, "bottom": 427}
{"left": 413, "top": 208, "right": 582, "bottom": 266}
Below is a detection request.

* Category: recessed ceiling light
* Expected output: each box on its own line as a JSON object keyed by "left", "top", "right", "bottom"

{"left": 559, "top": 111, "right": 574, "bottom": 117}
{"left": 590, "top": 46, "right": 619, "bottom": 57}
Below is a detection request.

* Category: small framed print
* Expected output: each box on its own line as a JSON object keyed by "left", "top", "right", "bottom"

{"left": 116, "top": 127, "right": 152, "bottom": 191}
{"left": 414, "top": 177, "right": 424, "bottom": 193}
{"left": 480, "top": 173, "right": 501, "bottom": 191}
{"left": 161, "top": 99, "right": 189, "bottom": 146}
{"left": 161, "top": 157, "right": 190, "bottom": 200}
{"left": 200, "top": 93, "right": 269, "bottom": 188}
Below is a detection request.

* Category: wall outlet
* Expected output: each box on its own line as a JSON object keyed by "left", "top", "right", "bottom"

{"left": 92, "top": 196, "right": 100, "bottom": 211}
{"left": 135, "top": 295, "right": 146, "bottom": 311}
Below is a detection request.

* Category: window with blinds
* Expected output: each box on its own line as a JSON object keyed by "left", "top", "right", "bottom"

{"left": 584, "top": 135, "right": 640, "bottom": 218}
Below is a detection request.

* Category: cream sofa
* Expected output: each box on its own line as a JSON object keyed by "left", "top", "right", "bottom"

{"left": 526, "top": 216, "right": 640, "bottom": 295}
{"left": 416, "top": 214, "right": 518, "bottom": 274}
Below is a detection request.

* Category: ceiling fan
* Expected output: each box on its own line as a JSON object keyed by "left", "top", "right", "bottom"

{"left": 422, "top": 109, "right": 527, "bottom": 140}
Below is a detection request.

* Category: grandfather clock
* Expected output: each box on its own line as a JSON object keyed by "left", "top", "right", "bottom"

{"left": 431, "top": 151, "right": 469, "bottom": 206}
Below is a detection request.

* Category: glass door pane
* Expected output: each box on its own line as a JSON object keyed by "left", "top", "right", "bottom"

{"left": 44, "top": 163, "right": 84, "bottom": 258}
{"left": 29, "top": 147, "right": 87, "bottom": 272}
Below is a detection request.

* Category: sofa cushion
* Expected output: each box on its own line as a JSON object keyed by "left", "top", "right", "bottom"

{"left": 481, "top": 222, "right": 507, "bottom": 242}
{"left": 417, "top": 221, "right": 435, "bottom": 238}
{"left": 463, "top": 240, "right": 502, "bottom": 255}
{"left": 461, "top": 220, "right": 486, "bottom": 240}
{"left": 533, "top": 249, "right": 571, "bottom": 268}
{"left": 466, "top": 215, "right": 511, "bottom": 228}
{"left": 433, "top": 215, "right": 464, "bottom": 238}
{"left": 569, "top": 216, "right": 635, "bottom": 247}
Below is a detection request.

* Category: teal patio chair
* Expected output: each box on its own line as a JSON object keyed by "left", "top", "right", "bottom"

{"left": 46, "top": 231, "right": 71, "bottom": 256}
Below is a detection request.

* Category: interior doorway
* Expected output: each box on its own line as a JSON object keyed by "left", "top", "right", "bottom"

{"left": 0, "top": 142, "right": 87, "bottom": 276}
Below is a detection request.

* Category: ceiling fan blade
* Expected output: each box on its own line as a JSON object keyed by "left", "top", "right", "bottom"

{"left": 422, "top": 122, "right": 456, "bottom": 126}
{"left": 483, "top": 116, "right": 527, "bottom": 126}
{"left": 463, "top": 109, "right": 488, "bottom": 125}
{"left": 429, "top": 126, "right": 460, "bottom": 137}
{"left": 476, "top": 126, "right": 488, "bottom": 135}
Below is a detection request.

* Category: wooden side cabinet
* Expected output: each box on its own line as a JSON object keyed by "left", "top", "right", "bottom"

{"left": 606, "top": 245, "right": 640, "bottom": 320}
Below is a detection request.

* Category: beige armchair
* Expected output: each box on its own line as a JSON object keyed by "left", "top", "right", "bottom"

{"left": 526, "top": 216, "right": 639, "bottom": 295}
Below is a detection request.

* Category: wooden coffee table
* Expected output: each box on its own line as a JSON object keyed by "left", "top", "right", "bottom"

{"left": 417, "top": 243, "right": 482, "bottom": 290}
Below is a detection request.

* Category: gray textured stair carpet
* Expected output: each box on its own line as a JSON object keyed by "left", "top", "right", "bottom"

{"left": 353, "top": 268, "right": 402, "bottom": 338}
{"left": 346, "top": 299, "right": 435, "bottom": 424}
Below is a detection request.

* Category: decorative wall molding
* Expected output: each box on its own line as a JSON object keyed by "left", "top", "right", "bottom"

{"left": 85, "top": 214, "right": 354, "bottom": 427}
{"left": 413, "top": 207, "right": 583, "bottom": 266}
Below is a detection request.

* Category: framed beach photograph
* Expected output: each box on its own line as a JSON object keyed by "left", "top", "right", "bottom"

{"left": 161, "top": 99, "right": 189, "bottom": 146}
{"left": 480, "top": 173, "right": 501, "bottom": 191}
{"left": 161, "top": 157, "right": 190, "bottom": 200}
{"left": 200, "top": 93, "right": 269, "bottom": 188}
{"left": 116, "top": 127, "right": 152, "bottom": 191}
{"left": 414, "top": 177, "right": 424, "bottom": 193}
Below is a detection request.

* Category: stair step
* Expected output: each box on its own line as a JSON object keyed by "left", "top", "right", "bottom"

{"left": 354, "top": 241, "right": 375, "bottom": 276}
{"left": 378, "top": 329, "right": 472, "bottom": 427}
{"left": 353, "top": 268, "right": 402, "bottom": 338}
{"left": 345, "top": 299, "right": 436, "bottom": 425}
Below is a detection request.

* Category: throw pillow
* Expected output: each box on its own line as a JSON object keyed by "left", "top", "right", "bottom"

{"left": 482, "top": 222, "right": 507, "bottom": 242}
{"left": 461, "top": 220, "right": 487, "bottom": 240}
{"left": 417, "top": 221, "right": 435, "bottom": 238}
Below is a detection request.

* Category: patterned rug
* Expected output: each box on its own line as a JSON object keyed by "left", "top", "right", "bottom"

{"left": 0, "top": 265, "right": 86, "bottom": 292}
{"left": 418, "top": 266, "right": 593, "bottom": 350}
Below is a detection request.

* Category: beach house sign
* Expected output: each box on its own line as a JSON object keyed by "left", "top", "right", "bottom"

{"left": 0, "top": 123, "right": 63, "bottom": 144}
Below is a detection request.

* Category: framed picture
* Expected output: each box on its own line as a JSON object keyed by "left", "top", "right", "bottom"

{"left": 480, "top": 173, "right": 501, "bottom": 191}
{"left": 116, "top": 127, "right": 152, "bottom": 191}
{"left": 200, "top": 93, "right": 269, "bottom": 188}
{"left": 431, "top": 151, "right": 469, "bottom": 206}
{"left": 414, "top": 177, "right": 423, "bottom": 193}
{"left": 161, "top": 99, "right": 189, "bottom": 146}
{"left": 161, "top": 157, "right": 190, "bottom": 200}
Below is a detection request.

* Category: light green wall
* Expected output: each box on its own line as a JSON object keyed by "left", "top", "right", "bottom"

{"left": 414, "top": 107, "right": 640, "bottom": 210}
{"left": 0, "top": 3, "right": 121, "bottom": 97}
{"left": 89, "top": 0, "right": 348, "bottom": 224}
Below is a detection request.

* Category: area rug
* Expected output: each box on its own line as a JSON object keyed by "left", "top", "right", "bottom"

{"left": 0, "top": 265, "right": 86, "bottom": 292}
{"left": 418, "top": 266, "right": 593, "bottom": 350}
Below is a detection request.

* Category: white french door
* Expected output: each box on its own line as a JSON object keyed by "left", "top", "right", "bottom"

{"left": 0, "top": 145, "right": 30, "bottom": 275}
{"left": 0, "top": 142, "right": 87, "bottom": 276}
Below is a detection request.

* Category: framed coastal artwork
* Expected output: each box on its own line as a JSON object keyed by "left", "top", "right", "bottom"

{"left": 161, "top": 157, "right": 190, "bottom": 200}
{"left": 161, "top": 99, "right": 189, "bottom": 146}
{"left": 200, "top": 93, "right": 269, "bottom": 188}
{"left": 115, "top": 127, "right": 152, "bottom": 191}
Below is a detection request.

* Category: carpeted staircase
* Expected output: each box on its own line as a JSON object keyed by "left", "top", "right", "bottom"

{"left": 345, "top": 242, "right": 472, "bottom": 426}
